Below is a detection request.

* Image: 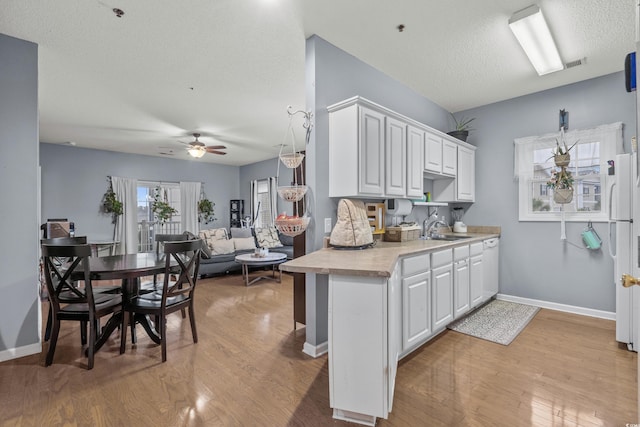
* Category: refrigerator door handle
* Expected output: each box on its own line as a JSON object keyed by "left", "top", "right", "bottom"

{"left": 608, "top": 181, "right": 617, "bottom": 260}
{"left": 608, "top": 220, "right": 616, "bottom": 259}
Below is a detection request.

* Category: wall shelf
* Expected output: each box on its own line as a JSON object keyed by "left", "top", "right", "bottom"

{"left": 412, "top": 202, "right": 448, "bottom": 207}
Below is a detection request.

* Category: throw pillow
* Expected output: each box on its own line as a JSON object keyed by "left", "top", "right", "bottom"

{"left": 233, "top": 237, "right": 256, "bottom": 251}
{"left": 278, "top": 232, "right": 294, "bottom": 247}
{"left": 209, "top": 238, "right": 235, "bottom": 255}
{"left": 182, "top": 230, "right": 211, "bottom": 259}
{"left": 255, "top": 226, "right": 283, "bottom": 248}
{"left": 199, "top": 228, "right": 228, "bottom": 242}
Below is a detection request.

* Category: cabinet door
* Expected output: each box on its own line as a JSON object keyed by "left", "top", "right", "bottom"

{"left": 453, "top": 259, "right": 470, "bottom": 319}
{"left": 406, "top": 126, "right": 425, "bottom": 198}
{"left": 442, "top": 140, "right": 458, "bottom": 176}
{"left": 457, "top": 146, "right": 475, "bottom": 201}
{"left": 470, "top": 254, "right": 484, "bottom": 308}
{"left": 388, "top": 265, "right": 401, "bottom": 412}
{"left": 385, "top": 117, "right": 407, "bottom": 196}
{"left": 359, "top": 107, "right": 385, "bottom": 195}
{"left": 432, "top": 264, "right": 453, "bottom": 330}
{"left": 424, "top": 132, "right": 443, "bottom": 174}
{"left": 402, "top": 271, "right": 431, "bottom": 351}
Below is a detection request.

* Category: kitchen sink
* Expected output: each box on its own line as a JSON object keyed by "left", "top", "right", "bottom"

{"left": 422, "top": 234, "right": 473, "bottom": 241}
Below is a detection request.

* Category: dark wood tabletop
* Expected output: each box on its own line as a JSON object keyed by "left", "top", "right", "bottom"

{"left": 80, "top": 252, "right": 170, "bottom": 281}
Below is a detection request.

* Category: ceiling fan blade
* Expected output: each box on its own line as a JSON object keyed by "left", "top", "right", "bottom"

{"left": 206, "top": 150, "right": 227, "bottom": 155}
{"left": 205, "top": 145, "right": 226, "bottom": 150}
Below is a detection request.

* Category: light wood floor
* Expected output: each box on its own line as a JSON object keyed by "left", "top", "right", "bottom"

{"left": 0, "top": 273, "right": 636, "bottom": 426}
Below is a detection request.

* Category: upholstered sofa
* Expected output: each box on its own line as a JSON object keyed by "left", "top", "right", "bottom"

{"left": 195, "top": 226, "right": 293, "bottom": 278}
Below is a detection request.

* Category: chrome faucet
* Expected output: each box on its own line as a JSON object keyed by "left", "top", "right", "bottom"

{"left": 423, "top": 213, "right": 449, "bottom": 238}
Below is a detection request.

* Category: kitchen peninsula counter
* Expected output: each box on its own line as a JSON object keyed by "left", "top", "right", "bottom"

{"left": 279, "top": 226, "right": 500, "bottom": 426}
{"left": 279, "top": 228, "right": 500, "bottom": 277}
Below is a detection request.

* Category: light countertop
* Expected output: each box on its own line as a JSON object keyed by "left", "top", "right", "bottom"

{"left": 280, "top": 226, "right": 500, "bottom": 278}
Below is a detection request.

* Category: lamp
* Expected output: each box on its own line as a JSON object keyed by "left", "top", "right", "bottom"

{"left": 509, "top": 4, "right": 563, "bottom": 76}
{"left": 187, "top": 146, "right": 206, "bottom": 158}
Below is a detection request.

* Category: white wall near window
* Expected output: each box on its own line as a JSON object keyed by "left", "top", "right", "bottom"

{"left": 514, "top": 122, "right": 623, "bottom": 222}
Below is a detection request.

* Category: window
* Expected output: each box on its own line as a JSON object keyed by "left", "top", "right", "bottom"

{"left": 137, "top": 181, "right": 181, "bottom": 251}
{"left": 252, "top": 178, "right": 276, "bottom": 229}
{"left": 514, "top": 123, "right": 622, "bottom": 222}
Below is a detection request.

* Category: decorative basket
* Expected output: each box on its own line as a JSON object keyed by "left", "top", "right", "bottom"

{"left": 553, "top": 188, "right": 573, "bottom": 204}
{"left": 554, "top": 154, "right": 570, "bottom": 167}
{"left": 280, "top": 152, "right": 305, "bottom": 169}
{"left": 277, "top": 185, "right": 307, "bottom": 202}
{"left": 275, "top": 216, "right": 310, "bottom": 237}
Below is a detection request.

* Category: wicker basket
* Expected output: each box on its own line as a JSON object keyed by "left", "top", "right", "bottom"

{"left": 554, "top": 154, "right": 570, "bottom": 167}
{"left": 553, "top": 188, "right": 573, "bottom": 204}
{"left": 277, "top": 185, "right": 307, "bottom": 202}
{"left": 280, "top": 152, "right": 305, "bottom": 169}
{"left": 275, "top": 216, "right": 310, "bottom": 237}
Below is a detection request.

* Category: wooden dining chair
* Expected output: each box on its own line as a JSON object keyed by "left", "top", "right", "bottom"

{"left": 41, "top": 244, "right": 122, "bottom": 369}
{"left": 120, "top": 239, "right": 201, "bottom": 362}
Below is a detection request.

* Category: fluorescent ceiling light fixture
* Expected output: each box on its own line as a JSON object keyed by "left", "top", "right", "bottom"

{"left": 187, "top": 146, "right": 206, "bottom": 158}
{"left": 509, "top": 4, "right": 563, "bottom": 76}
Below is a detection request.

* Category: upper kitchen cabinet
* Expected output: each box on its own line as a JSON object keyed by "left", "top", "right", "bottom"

{"left": 329, "top": 100, "right": 385, "bottom": 198}
{"left": 424, "top": 132, "right": 443, "bottom": 175}
{"left": 432, "top": 144, "right": 476, "bottom": 202}
{"left": 329, "top": 97, "right": 423, "bottom": 199}
{"left": 442, "top": 140, "right": 458, "bottom": 176}
{"left": 406, "top": 126, "right": 425, "bottom": 198}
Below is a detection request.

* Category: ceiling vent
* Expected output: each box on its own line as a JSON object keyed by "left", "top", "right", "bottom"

{"left": 565, "top": 57, "right": 586, "bottom": 69}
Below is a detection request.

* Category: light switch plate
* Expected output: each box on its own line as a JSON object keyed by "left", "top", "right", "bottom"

{"left": 324, "top": 218, "right": 332, "bottom": 233}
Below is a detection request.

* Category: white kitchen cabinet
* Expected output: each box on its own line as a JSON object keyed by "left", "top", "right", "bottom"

{"left": 431, "top": 249, "right": 453, "bottom": 331}
{"left": 442, "top": 139, "right": 458, "bottom": 176}
{"left": 406, "top": 125, "right": 425, "bottom": 198}
{"left": 469, "top": 242, "right": 484, "bottom": 308}
{"left": 328, "top": 102, "right": 385, "bottom": 198}
{"left": 385, "top": 117, "right": 407, "bottom": 197}
{"left": 424, "top": 131, "right": 443, "bottom": 174}
{"left": 457, "top": 145, "right": 475, "bottom": 202}
{"left": 453, "top": 245, "right": 470, "bottom": 319}
{"left": 402, "top": 271, "right": 431, "bottom": 352}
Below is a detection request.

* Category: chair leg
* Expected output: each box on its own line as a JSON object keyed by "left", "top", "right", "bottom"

{"left": 44, "top": 305, "right": 52, "bottom": 342}
{"left": 189, "top": 303, "right": 198, "bottom": 344}
{"left": 80, "top": 320, "right": 87, "bottom": 345}
{"left": 130, "top": 315, "right": 137, "bottom": 344}
{"left": 87, "top": 317, "right": 96, "bottom": 370}
{"left": 45, "top": 317, "right": 60, "bottom": 367}
{"left": 160, "top": 315, "right": 167, "bottom": 363}
{"left": 120, "top": 311, "right": 129, "bottom": 354}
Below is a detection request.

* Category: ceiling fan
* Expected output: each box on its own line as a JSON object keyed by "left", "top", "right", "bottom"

{"left": 181, "top": 133, "right": 227, "bottom": 158}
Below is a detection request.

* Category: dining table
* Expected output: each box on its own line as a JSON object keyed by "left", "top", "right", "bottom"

{"left": 72, "top": 252, "right": 176, "bottom": 353}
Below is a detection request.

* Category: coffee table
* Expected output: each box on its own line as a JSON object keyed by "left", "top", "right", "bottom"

{"left": 235, "top": 252, "right": 288, "bottom": 286}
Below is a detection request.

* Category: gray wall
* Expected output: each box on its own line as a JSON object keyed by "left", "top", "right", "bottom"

{"left": 40, "top": 143, "right": 240, "bottom": 238}
{"left": 460, "top": 71, "right": 635, "bottom": 312}
{"left": 304, "top": 36, "right": 453, "bottom": 347}
{"left": 0, "top": 34, "right": 39, "bottom": 356}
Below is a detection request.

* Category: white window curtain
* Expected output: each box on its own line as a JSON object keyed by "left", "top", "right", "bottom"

{"left": 268, "top": 176, "right": 278, "bottom": 224}
{"left": 180, "top": 181, "right": 201, "bottom": 234}
{"left": 111, "top": 176, "right": 138, "bottom": 254}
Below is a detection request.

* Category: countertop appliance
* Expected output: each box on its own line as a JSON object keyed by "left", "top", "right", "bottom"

{"left": 608, "top": 153, "right": 639, "bottom": 351}
{"left": 452, "top": 207, "right": 467, "bottom": 233}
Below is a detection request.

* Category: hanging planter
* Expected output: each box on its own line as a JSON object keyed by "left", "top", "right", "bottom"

{"left": 553, "top": 188, "right": 574, "bottom": 204}
{"left": 554, "top": 153, "right": 570, "bottom": 167}
{"left": 102, "top": 177, "right": 123, "bottom": 224}
{"left": 198, "top": 198, "right": 216, "bottom": 224}
{"left": 152, "top": 187, "right": 178, "bottom": 223}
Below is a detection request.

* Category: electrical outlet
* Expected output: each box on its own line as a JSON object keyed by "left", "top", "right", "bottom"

{"left": 324, "top": 218, "right": 332, "bottom": 233}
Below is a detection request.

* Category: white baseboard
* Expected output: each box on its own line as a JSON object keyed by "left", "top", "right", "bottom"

{"left": 496, "top": 294, "right": 615, "bottom": 320}
{"left": 303, "top": 341, "right": 328, "bottom": 358}
{"left": 0, "top": 342, "right": 41, "bottom": 363}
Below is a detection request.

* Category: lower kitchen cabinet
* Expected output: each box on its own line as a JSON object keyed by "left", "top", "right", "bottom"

{"left": 470, "top": 245, "right": 484, "bottom": 308}
{"left": 453, "top": 257, "right": 470, "bottom": 319}
{"left": 431, "top": 249, "right": 454, "bottom": 331}
{"left": 402, "top": 271, "right": 432, "bottom": 352}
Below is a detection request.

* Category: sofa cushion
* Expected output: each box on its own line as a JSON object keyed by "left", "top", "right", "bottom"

{"left": 233, "top": 237, "right": 256, "bottom": 251}
{"left": 255, "top": 226, "right": 283, "bottom": 248}
{"left": 278, "top": 232, "right": 294, "bottom": 247}
{"left": 201, "top": 252, "right": 238, "bottom": 263}
{"left": 209, "top": 238, "right": 235, "bottom": 255}
{"left": 230, "top": 227, "right": 253, "bottom": 238}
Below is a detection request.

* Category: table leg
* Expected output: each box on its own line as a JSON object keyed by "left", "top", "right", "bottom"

{"left": 122, "top": 278, "right": 162, "bottom": 345}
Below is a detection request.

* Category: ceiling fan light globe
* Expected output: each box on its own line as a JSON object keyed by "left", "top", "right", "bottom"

{"left": 188, "top": 146, "right": 206, "bottom": 158}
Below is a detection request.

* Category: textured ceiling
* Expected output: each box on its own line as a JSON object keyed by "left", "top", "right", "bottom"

{"left": 0, "top": 0, "right": 635, "bottom": 165}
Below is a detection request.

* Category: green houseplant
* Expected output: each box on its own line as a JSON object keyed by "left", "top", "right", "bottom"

{"left": 102, "top": 179, "right": 123, "bottom": 224}
{"left": 198, "top": 198, "right": 216, "bottom": 224}
{"left": 152, "top": 187, "right": 178, "bottom": 223}
{"left": 547, "top": 168, "right": 574, "bottom": 204}
{"left": 447, "top": 114, "right": 475, "bottom": 142}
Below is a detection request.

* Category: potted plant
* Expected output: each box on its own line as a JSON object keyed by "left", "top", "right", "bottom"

{"left": 198, "top": 198, "right": 216, "bottom": 224}
{"left": 547, "top": 168, "right": 574, "bottom": 204}
{"left": 551, "top": 133, "right": 578, "bottom": 167}
{"left": 152, "top": 187, "right": 178, "bottom": 223}
{"left": 447, "top": 114, "right": 475, "bottom": 142}
{"left": 102, "top": 180, "right": 123, "bottom": 224}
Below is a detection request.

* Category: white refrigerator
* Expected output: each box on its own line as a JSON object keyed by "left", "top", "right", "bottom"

{"left": 609, "top": 152, "right": 639, "bottom": 351}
